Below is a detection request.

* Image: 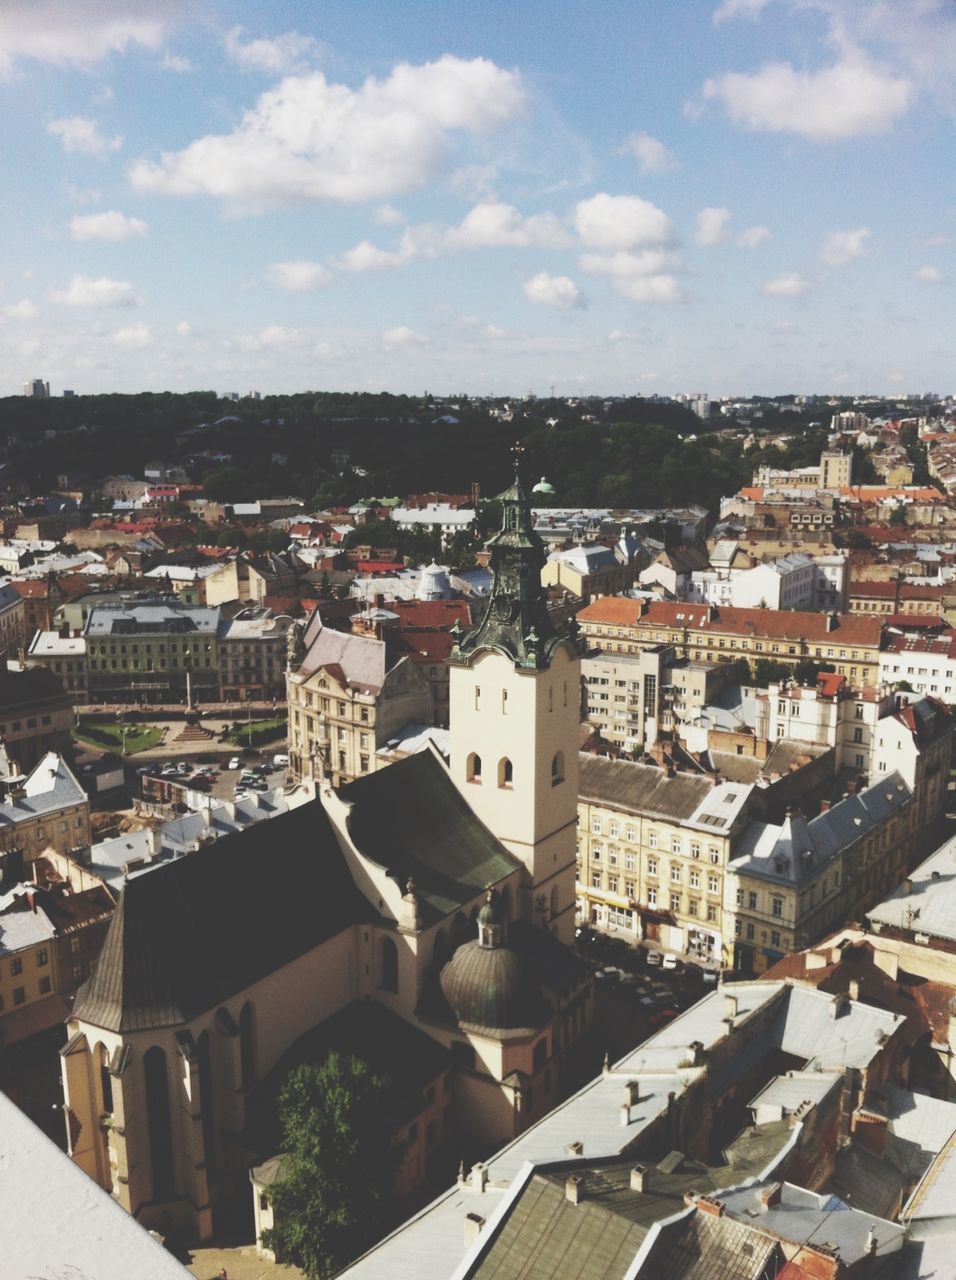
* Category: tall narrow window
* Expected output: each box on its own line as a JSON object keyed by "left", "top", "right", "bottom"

{"left": 474, "top": 686, "right": 481, "bottom": 710}
{"left": 239, "top": 1002, "right": 256, "bottom": 1090}
{"left": 498, "top": 757, "right": 514, "bottom": 788}
{"left": 381, "top": 937, "right": 399, "bottom": 994}
{"left": 197, "top": 1031, "right": 216, "bottom": 1176}
{"left": 143, "top": 1047, "right": 174, "bottom": 1199}
{"left": 467, "top": 752, "right": 482, "bottom": 783}
{"left": 501, "top": 689, "right": 508, "bottom": 714}
{"left": 551, "top": 751, "right": 565, "bottom": 786}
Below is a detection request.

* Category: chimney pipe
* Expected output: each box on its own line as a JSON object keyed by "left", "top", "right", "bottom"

{"left": 819, "top": 799, "right": 831, "bottom": 813}
{"left": 903, "top": 878, "right": 913, "bottom": 896}
{"left": 757, "top": 1182, "right": 782, "bottom": 1211}
{"left": 565, "top": 1174, "right": 583, "bottom": 1205}
{"left": 848, "top": 978, "right": 861, "bottom": 1001}
{"left": 630, "top": 1165, "right": 650, "bottom": 1193}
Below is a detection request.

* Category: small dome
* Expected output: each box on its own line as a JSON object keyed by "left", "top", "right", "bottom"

{"left": 532, "top": 476, "right": 555, "bottom": 495}
{"left": 416, "top": 562, "right": 451, "bottom": 601}
{"left": 439, "top": 940, "right": 547, "bottom": 1034}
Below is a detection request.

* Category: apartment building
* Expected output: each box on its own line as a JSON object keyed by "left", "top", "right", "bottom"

{"left": 0, "top": 752, "right": 90, "bottom": 876}
{"left": 26, "top": 630, "right": 88, "bottom": 702}
{"left": 578, "top": 598, "right": 884, "bottom": 687}
{"left": 217, "top": 609, "right": 290, "bottom": 702}
{"left": 0, "top": 663, "right": 75, "bottom": 772}
{"left": 541, "top": 543, "right": 634, "bottom": 602}
{"left": 576, "top": 753, "right": 754, "bottom": 963}
{"left": 879, "top": 631, "right": 956, "bottom": 700}
{"left": 286, "top": 613, "right": 432, "bottom": 785}
{"left": 727, "top": 772, "right": 916, "bottom": 974}
{"left": 84, "top": 599, "right": 220, "bottom": 703}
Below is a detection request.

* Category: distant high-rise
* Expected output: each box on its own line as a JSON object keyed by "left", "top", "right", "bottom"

{"left": 22, "top": 378, "right": 50, "bottom": 398}
{"left": 62, "top": 389, "right": 75, "bottom": 399}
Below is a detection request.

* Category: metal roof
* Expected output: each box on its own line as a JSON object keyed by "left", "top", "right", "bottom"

{"left": 867, "top": 834, "right": 956, "bottom": 943}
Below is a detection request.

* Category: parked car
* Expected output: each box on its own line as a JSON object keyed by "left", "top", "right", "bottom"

{"left": 273, "top": 752, "right": 289, "bottom": 767}
{"left": 702, "top": 970, "right": 718, "bottom": 985}
{"left": 649, "top": 1008, "right": 678, "bottom": 1027}
{"left": 228, "top": 757, "right": 241, "bottom": 770}
{"left": 646, "top": 951, "right": 663, "bottom": 967}
{"left": 176, "top": 762, "right": 191, "bottom": 774}
{"left": 662, "top": 954, "right": 680, "bottom": 971}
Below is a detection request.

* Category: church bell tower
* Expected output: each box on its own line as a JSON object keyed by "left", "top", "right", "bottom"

{"left": 449, "top": 450, "right": 581, "bottom": 942}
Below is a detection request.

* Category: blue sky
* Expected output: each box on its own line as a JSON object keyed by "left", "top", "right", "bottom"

{"left": 0, "top": 0, "right": 952, "bottom": 397}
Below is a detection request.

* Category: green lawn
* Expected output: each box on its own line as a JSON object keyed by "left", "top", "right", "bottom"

{"left": 73, "top": 721, "right": 164, "bottom": 755}
{"left": 223, "top": 716, "right": 288, "bottom": 747}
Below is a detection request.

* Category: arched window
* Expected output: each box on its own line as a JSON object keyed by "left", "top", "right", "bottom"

{"left": 239, "top": 1002, "right": 256, "bottom": 1090}
{"left": 466, "top": 752, "right": 482, "bottom": 784}
{"left": 197, "top": 1031, "right": 216, "bottom": 1176}
{"left": 551, "top": 751, "right": 565, "bottom": 786}
{"left": 381, "top": 936, "right": 399, "bottom": 994}
{"left": 96, "top": 1042, "right": 113, "bottom": 1114}
{"left": 143, "top": 1047, "right": 174, "bottom": 1199}
{"left": 498, "top": 757, "right": 514, "bottom": 788}
{"left": 533, "top": 1037, "right": 549, "bottom": 1073}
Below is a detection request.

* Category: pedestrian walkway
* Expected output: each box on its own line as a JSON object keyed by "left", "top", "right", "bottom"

{"left": 186, "top": 1244, "right": 303, "bottom": 1280}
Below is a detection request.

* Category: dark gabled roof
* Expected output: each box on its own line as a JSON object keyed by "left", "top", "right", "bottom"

{"left": 72, "top": 798, "right": 375, "bottom": 1033}
{"left": 578, "top": 754, "right": 712, "bottom": 822}
{"left": 339, "top": 750, "right": 521, "bottom": 922}
{"left": 0, "top": 665, "right": 72, "bottom": 713}
{"left": 242, "top": 998, "right": 453, "bottom": 1158}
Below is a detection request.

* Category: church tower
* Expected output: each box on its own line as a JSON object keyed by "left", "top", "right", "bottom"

{"left": 449, "top": 451, "right": 581, "bottom": 943}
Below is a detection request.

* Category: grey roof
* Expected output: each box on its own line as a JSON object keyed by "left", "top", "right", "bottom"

{"left": 719, "top": 1181, "right": 905, "bottom": 1263}
{"left": 905, "top": 1129, "right": 956, "bottom": 1224}
{"left": 867, "top": 834, "right": 956, "bottom": 943}
{"left": 295, "top": 623, "right": 394, "bottom": 692}
{"left": 0, "top": 752, "right": 86, "bottom": 837}
{"left": 867, "top": 1084, "right": 956, "bottom": 1185}
{"left": 579, "top": 755, "right": 752, "bottom": 833}
{"left": 72, "top": 798, "right": 375, "bottom": 1033}
{"left": 340, "top": 982, "right": 903, "bottom": 1280}
{"left": 85, "top": 601, "right": 220, "bottom": 637}
{"left": 0, "top": 902, "right": 56, "bottom": 955}
{"left": 732, "top": 771, "right": 912, "bottom": 888}
{"left": 749, "top": 1069, "right": 841, "bottom": 1120}
{"left": 339, "top": 750, "right": 521, "bottom": 923}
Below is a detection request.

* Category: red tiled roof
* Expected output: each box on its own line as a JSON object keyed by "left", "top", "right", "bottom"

{"left": 579, "top": 597, "right": 884, "bottom": 646}
{"left": 851, "top": 580, "right": 944, "bottom": 600}
{"left": 391, "top": 600, "right": 471, "bottom": 629}
{"left": 357, "top": 561, "right": 406, "bottom": 574}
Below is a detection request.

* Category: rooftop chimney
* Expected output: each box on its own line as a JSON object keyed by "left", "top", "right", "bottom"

{"left": 470, "top": 1163, "right": 488, "bottom": 1194}
{"left": 819, "top": 799, "right": 831, "bottom": 814}
{"left": 723, "top": 993, "right": 738, "bottom": 1022}
{"left": 565, "top": 1174, "right": 584, "bottom": 1205}
{"left": 630, "top": 1165, "right": 650, "bottom": 1193}
{"left": 902, "top": 878, "right": 913, "bottom": 896}
{"left": 464, "top": 1213, "right": 485, "bottom": 1246}
{"left": 848, "top": 978, "right": 861, "bottom": 1001}
{"left": 757, "top": 1182, "right": 782, "bottom": 1211}
{"left": 866, "top": 1227, "right": 878, "bottom": 1256}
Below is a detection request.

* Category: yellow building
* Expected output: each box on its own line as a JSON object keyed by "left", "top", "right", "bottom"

{"left": 576, "top": 755, "right": 754, "bottom": 965}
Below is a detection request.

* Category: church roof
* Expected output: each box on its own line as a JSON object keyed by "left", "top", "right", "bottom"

{"left": 72, "top": 798, "right": 375, "bottom": 1033}
{"left": 339, "top": 751, "right": 521, "bottom": 923}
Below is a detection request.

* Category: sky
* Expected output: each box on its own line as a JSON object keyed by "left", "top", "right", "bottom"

{"left": 0, "top": 0, "right": 953, "bottom": 399}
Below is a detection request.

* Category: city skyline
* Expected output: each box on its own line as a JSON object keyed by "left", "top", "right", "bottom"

{"left": 0, "top": 0, "right": 952, "bottom": 397}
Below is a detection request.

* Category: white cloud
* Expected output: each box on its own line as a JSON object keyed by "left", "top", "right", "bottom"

{"left": 761, "top": 272, "right": 811, "bottom": 297}
{"left": 48, "top": 116, "right": 122, "bottom": 158}
{"left": 259, "top": 324, "right": 308, "bottom": 348}
{"left": 161, "top": 52, "right": 192, "bottom": 73}
{"left": 621, "top": 131, "right": 678, "bottom": 175}
{"left": 69, "top": 210, "right": 146, "bottom": 241}
{"left": 2, "top": 299, "right": 39, "bottom": 320}
{"left": 915, "top": 265, "right": 944, "bottom": 284}
{"left": 382, "top": 325, "right": 430, "bottom": 347}
{"left": 0, "top": 1, "right": 186, "bottom": 74}
{"left": 578, "top": 249, "right": 683, "bottom": 304}
{"left": 713, "top": 0, "right": 771, "bottom": 23}
{"left": 112, "top": 322, "right": 152, "bottom": 348}
{"left": 52, "top": 274, "right": 138, "bottom": 307}
{"left": 175, "top": 320, "right": 192, "bottom": 336}
{"left": 522, "top": 272, "right": 584, "bottom": 310}
{"left": 820, "top": 226, "right": 870, "bottom": 266}
{"left": 695, "top": 206, "right": 732, "bottom": 246}
{"left": 130, "top": 56, "right": 526, "bottom": 209}
{"left": 737, "top": 224, "right": 771, "bottom": 248}
{"left": 703, "top": 57, "right": 911, "bottom": 140}
{"left": 224, "top": 26, "right": 321, "bottom": 75}
{"left": 264, "top": 259, "right": 333, "bottom": 292}
{"left": 338, "top": 240, "right": 408, "bottom": 272}
{"left": 336, "top": 200, "right": 568, "bottom": 272}
{"left": 922, "top": 233, "right": 950, "bottom": 248}
{"left": 574, "top": 193, "right": 676, "bottom": 250}
{"left": 374, "top": 203, "right": 405, "bottom": 225}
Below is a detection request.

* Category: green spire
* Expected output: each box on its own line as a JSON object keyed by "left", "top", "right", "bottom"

{"left": 452, "top": 446, "right": 575, "bottom": 670}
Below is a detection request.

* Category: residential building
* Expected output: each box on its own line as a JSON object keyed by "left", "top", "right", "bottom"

{"left": 582, "top": 646, "right": 736, "bottom": 753}
{"left": 22, "top": 378, "right": 50, "bottom": 398}
{"left": 390, "top": 501, "right": 475, "bottom": 544}
{"left": 541, "top": 543, "right": 634, "bottom": 602}
{"left": 879, "top": 631, "right": 956, "bottom": 701}
{"left": 84, "top": 599, "right": 220, "bottom": 704}
{"left": 728, "top": 552, "right": 817, "bottom": 610}
{"left": 638, "top": 544, "right": 710, "bottom": 599}
{"left": 286, "top": 614, "right": 433, "bottom": 784}
{"left": 10, "top": 576, "right": 67, "bottom": 637}
{"left": 0, "top": 583, "right": 26, "bottom": 656}
{"left": 0, "top": 881, "right": 113, "bottom": 1045}
{"left": 726, "top": 774, "right": 916, "bottom": 974}
{"left": 0, "top": 662, "right": 75, "bottom": 771}
{"left": 0, "top": 752, "right": 91, "bottom": 876}
{"left": 217, "top": 609, "right": 291, "bottom": 702}
{"left": 867, "top": 835, "right": 956, "bottom": 955}
{"left": 577, "top": 754, "right": 754, "bottom": 961}
{"left": 578, "top": 598, "right": 884, "bottom": 687}
{"left": 870, "top": 695, "right": 953, "bottom": 839}
{"left": 26, "top": 630, "right": 88, "bottom": 701}
{"left": 753, "top": 447, "right": 852, "bottom": 491}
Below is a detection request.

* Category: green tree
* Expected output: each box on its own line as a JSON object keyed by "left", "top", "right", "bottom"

{"left": 263, "top": 1053, "right": 402, "bottom": 1279}
{"left": 889, "top": 503, "right": 908, "bottom": 527}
